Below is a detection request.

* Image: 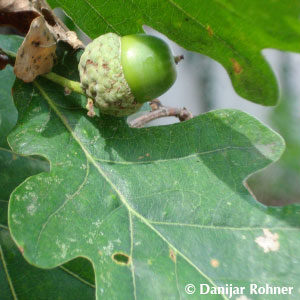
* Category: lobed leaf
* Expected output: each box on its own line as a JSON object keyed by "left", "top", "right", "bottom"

{"left": 0, "top": 148, "right": 95, "bottom": 299}
{"left": 0, "top": 35, "right": 22, "bottom": 147}
{"left": 7, "top": 72, "right": 300, "bottom": 298}
{"left": 0, "top": 35, "right": 94, "bottom": 299}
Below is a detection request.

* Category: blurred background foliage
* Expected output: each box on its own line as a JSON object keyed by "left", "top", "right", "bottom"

{"left": 247, "top": 54, "right": 300, "bottom": 206}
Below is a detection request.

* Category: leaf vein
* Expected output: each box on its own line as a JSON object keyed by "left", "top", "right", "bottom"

{"left": 149, "top": 221, "right": 300, "bottom": 231}
{"left": 129, "top": 212, "right": 137, "bottom": 300}
{"left": 59, "top": 265, "right": 96, "bottom": 288}
{"left": 78, "top": 0, "right": 120, "bottom": 34}
{"left": 34, "top": 157, "right": 90, "bottom": 258}
{"left": 92, "top": 145, "right": 257, "bottom": 165}
{"left": 0, "top": 224, "right": 9, "bottom": 230}
{"left": 33, "top": 81, "right": 228, "bottom": 296}
{"left": 0, "top": 245, "right": 18, "bottom": 300}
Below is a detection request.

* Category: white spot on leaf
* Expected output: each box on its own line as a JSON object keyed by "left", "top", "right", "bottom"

{"left": 56, "top": 239, "right": 69, "bottom": 259}
{"left": 103, "top": 241, "right": 114, "bottom": 255}
{"left": 54, "top": 176, "right": 63, "bottom": 184}
{"left": 255, "top": 229, "right": 280, "bottom": 253}
{"left": 92, "top": 220, "right": 102, "bottom": 228}
{"left": 12, "top": 213, "right": 21, "bottom": 224}
{"left": 25, "top": 184, "right": 33, "bottom": 191}
{"left": 28, "top": 192, "right": 38, "bottom": 202}
{"left": 27, "top": 203, "right": 37, "bottom": 215}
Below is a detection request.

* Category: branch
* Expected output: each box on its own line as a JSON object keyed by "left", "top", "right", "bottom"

{"left": 129, "top": 99, "right": 193, "bottom": 128}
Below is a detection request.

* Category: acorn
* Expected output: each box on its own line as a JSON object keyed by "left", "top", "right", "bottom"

{"left": 78, "top": 33, "right": 177, "bottom": 117}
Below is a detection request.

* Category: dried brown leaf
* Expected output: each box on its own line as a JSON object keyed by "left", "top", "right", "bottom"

{"left": 4, "top": 0, "right": 84, "bottom": 81}
{"left": 14, "top": 16, "right": 56, "bottom": 82}
{"left": 0, "top": 0, "right": 35, "bottom": 11}
{"left": 0, "top": 0, "right": 83, "bottom": 49}
{"left": 0, "top": 0, "right": 39, "bottom": 34}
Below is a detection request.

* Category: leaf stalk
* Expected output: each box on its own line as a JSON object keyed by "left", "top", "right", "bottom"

{"left": 42, "top": 72, "right": 84, "bottom": 95}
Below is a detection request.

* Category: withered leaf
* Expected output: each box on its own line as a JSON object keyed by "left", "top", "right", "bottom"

{"left": 14, "top": 16, "right": 56, "bottom": 82}
{"left": 0, "top": 0, "right": 41, "bottom": 34}
{"left": 10, "top": 0, "right": 84, "bottom": 82}
{"left": 0, "top": 0, "right": 83, "bottom": 49}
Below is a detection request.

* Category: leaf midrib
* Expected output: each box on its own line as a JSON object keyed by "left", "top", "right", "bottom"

{"left": 0, "top": 244, "right": 18, "bottom": 299}
{"left": 33, "top": 81, "right": 227, "bottom": 299}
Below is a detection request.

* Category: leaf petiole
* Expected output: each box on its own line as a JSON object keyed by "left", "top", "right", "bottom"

{"left": 41, "top": 72, "right": 84, "bottom": 95}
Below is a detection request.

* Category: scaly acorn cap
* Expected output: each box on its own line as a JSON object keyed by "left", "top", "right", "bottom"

{"left": 79, "top": 33, "right": 142, "bottom": 117}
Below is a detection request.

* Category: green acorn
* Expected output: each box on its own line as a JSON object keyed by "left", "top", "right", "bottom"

{"left": 79, "top": 33, "right": 177, "bottom": 116}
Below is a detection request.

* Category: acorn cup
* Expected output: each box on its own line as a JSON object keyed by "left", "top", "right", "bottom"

{"left": 79, "top": 33, "right": 178, "bottom": 117}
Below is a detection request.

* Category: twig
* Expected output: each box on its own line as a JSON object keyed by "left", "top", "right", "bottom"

{"left": 129, "top": 99, "right": 193, "bottom": 128}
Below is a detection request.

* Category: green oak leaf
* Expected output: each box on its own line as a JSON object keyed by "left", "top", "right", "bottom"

{"left": 0, "top": 65, "right": 17, "bottom": 148}
{"left": 0, "top": 227, "right": 95, "bottom": 300}
{"left": 0, "top": 37, "right": 95, "bottom": 299}
{"left": 0, "top": 149, "right": 95, "bottom": 299}
{"left": 0, "top": 146, "right": 49, "bottom": 230}
{"left": 7, "top": 73, "right": 300, "bottom": 299}
{"left": 0, "top": 35, "right": 22, "bottom": 148}
{"left": 0, "top": 140, "right": 95, "bottom": 299}
{"left": 49, "top": 0, "right": 300, "bottom": 106}
{"left": 0, "top": 148, "right": 49, "bottom": 202}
